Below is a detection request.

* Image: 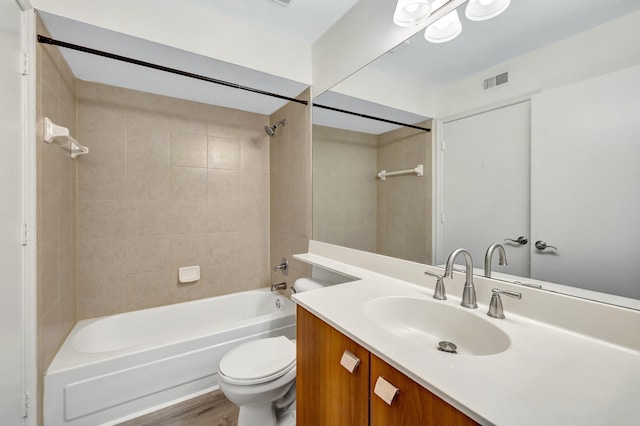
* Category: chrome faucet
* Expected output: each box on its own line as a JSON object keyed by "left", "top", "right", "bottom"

{"left": 270, "top": 282, "right": 287, "bottom": 292}
{"left": 444, "top": 248, "right": 477, "bottom": 309}
{"left": 484, "top": 243, "right": 508, "bottom": 278}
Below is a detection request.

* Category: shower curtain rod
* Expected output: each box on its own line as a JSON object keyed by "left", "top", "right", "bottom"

{"left": 37, "top": 35, "right": 308, "bottom": 106}
{"left": 312, "top": 103, "right": 431, "bottom": 132}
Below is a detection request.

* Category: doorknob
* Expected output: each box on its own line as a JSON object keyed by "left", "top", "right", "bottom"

{"left": 504, "top": 236, "right": 528, "bottom": 245}
{"left": 535, "top": 241, "right": 557, "bottom": 251}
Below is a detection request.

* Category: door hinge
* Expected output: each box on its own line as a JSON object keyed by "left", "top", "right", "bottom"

{"left": 441, "top": 139, "right": 446, "bottom": 151}
{"left": 441, "top": 212, "right": 446, "bottom": 223}
{"left": 22, "top": 222, "right": 30, "bottom": 246}
{"left": 23, "top": 392, "right": 31, "bottom": 418}
{"left": 22, "top": 51, "right": 30, "bottom": 76}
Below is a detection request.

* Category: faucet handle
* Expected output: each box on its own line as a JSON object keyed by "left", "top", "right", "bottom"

{"left": 273, "top": 258, "right": 289, "bottom": 276}
{"left": 487, "top": 288, "right": 522, "bottom": 319}
{"left": 424, "top": 271, "right": 447, "bottom": 300}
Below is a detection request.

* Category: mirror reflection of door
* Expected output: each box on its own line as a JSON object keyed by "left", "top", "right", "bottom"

{"left": 441, "top": 65, "right": 640, "bottom": 300}
{"left": 531, "top": 65, "right": 640, "bottom": 300}
{"left": 441, "top": 101, "right": 531, "bottom": 277}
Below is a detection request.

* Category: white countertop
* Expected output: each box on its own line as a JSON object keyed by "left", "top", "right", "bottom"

{"left": 292, "top": 250, "right": 640, "bottom": 425}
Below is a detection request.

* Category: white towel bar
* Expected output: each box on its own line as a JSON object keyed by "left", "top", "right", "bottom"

{"left": 44, "top": 117, "right": 89, "bottom": 159}
{"left": 377, "top": 164, "right": 423, "bottom": 181}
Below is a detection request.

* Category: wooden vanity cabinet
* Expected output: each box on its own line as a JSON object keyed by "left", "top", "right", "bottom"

{"left": 370, "top": 354, "right": 478, "bottom": 426}
{"left": 297, "top": 306, "right": 478, "bottom": 426}
{"left": 296, "top": 305, "right": 370, "bottom": 426}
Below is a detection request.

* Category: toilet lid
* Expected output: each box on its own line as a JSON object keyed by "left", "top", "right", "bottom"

{"left": 219, "top": 336, "right": 296, "bottom": 385}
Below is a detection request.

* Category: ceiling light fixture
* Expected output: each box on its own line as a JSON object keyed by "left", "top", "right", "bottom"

{"left": 424, "top": 9, "right": 462, "bottom": 43}
{"left": 393, "top": 0, "right": 433, "bottom": 27}
{"left": 465, "top": 0, "right": 510, "bottom": 21}
{"left": 393, "top": 0, "right": 510, "bottom": 44}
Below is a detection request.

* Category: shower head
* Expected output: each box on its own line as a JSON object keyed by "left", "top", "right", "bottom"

{"left": 265, "top": 119, "right": 286, "bottom": 137}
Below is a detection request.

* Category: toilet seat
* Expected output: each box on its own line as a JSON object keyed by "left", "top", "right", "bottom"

{"left": 219, "top": 336, "right": 296, "bottom": 385}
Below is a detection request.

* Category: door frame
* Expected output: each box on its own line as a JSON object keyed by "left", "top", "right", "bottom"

{"left": 17, "top": 0, "right": 36, "bottom": 424}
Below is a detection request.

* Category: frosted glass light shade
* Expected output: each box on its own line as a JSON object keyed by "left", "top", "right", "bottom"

{"left": 394, "top": 0, "right": 432, "bottom": 27}
{"left": 465, "top": 0, "right": 510, "bottom": 21}
{"left": 425, "top": 9, "right": 462, "bottom": 43}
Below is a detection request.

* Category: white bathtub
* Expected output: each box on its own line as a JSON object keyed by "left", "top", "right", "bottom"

{"left": 44, "top": 288, "right": 296, "bottom": 426}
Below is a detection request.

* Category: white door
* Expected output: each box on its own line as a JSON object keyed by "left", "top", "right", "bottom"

{"left": 1, "top": 0, "right": 27, "bottom": 424}
{"left": 441, "top": 102, "right": 531, "bottom": 276}
{"left": 531, "top": 65, "right": 640, "bottom": 300}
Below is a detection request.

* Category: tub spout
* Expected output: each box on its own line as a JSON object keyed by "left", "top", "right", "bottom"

{"left": 271, "top": 282, "right": 287, "bottom": 291}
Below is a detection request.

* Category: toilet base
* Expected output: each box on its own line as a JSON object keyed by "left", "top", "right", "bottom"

{"left": 236, "top": 398, "right": 296, "bottom": 426}
{"left": 221, "top": 373, "right": 296, "bottom": 426}
{"left": 275, "top": 406, "right": 296, "bottom": 426}
{"left": 274, "top": 383, "right": 296, "bottom": 426}
{"left": 237, "top": 402, "right": 277, "bottom": 426}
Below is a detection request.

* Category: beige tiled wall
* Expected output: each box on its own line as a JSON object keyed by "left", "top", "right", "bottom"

{"left": 270, "top": 90, "right": 313, "bottom": 295}
{"left": 76, "top": 81, "right": 272, "bottom": 319}
{"left": 377, "top": 121, "right": 433, "bottom": 263}
{"left": 35, "top": 14, "right": 78, "bottom": 424}
{"left": 312, "top": 125, "right": 378, "bottom": 252}
{"left": 310, "top": 121, "right": 433, "bottom": 264}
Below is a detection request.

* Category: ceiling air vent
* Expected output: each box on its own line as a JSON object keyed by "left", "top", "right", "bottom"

{"left": 483, "top": 72, "right": 509, "bottom": 90}
{"left": 272, "top": 0, "right": 294, "bottom": 6}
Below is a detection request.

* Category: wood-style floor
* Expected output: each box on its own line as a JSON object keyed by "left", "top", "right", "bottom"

{"left": 117, "top": 390, "right": 239, "bottom": 426}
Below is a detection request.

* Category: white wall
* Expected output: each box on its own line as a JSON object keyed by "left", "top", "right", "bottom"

{"left": 435, "top": 9, "right": 640, "bottom": 118}
{"left": 31, "top": 0, "right": 312, "bottom": 84}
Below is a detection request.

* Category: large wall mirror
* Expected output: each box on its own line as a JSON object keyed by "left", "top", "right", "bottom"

{"left": 312, "top": 0, "right": 640, "bottom": 310}
{"left": 312, "top": 91, "right": 432, "bottom": 264}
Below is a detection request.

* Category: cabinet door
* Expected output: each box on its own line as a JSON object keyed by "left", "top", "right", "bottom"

{"left": 370, "top": 355, "right": 478, "bottom": 426}
{"left": 296, "top": 306, "right": 370, "bottom": 426}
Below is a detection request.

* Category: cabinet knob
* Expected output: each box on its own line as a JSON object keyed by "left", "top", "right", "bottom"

{"left": 374, "top": 376, "right": 399, "bottom": 405}
{"left": 340, "top": 350, "right": 360, "bottom": 373}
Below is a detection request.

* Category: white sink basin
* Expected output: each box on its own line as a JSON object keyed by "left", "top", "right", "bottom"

{"left": 364, "top": 296, "right": 510, "bottom": 356}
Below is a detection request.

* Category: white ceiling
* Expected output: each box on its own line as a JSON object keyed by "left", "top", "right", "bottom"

{"left": 195, "top": 0, "right": 359, "bottom": 44}
{"left": 38, "top": 0, "right": 640, "bottom": 133}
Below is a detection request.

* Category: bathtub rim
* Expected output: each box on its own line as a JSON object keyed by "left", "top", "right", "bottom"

{"left": 46, "top": 287, "right": 294, "bottom": 375}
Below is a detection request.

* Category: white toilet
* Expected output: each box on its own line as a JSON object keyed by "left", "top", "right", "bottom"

{"left": 217, "top": 277, "right": 332, "bottom": 426}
